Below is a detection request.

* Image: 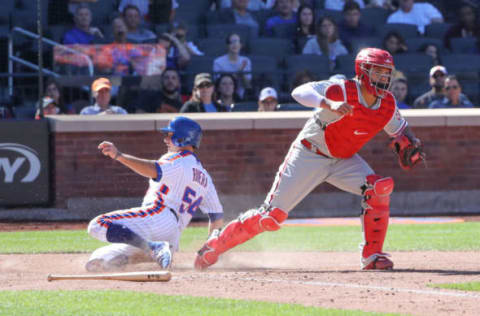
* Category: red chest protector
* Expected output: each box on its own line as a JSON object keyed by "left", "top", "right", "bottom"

{"left": 324, "top": 80, "right": 396, "bottom": 159}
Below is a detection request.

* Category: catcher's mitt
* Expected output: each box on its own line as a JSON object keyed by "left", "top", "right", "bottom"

{"left": 389, "top": 135, "right": 425, "bottom": 171}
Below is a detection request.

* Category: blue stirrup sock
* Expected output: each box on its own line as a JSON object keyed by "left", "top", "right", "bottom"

{"left": 106, "top": 223, "right": 151, "bottom": 251}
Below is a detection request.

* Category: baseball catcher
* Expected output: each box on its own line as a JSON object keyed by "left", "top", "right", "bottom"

{"left": 194, "top": 48, "right": 425, "bottom": 271}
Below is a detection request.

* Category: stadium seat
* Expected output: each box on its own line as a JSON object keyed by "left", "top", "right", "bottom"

{"left": 231, "top": 101, "right": 258, "bottom": 112}
{"left": 285, "top": 54, "right": 330, "bottom": 76}
{"left": 176, "top": 0, "right": 210, "bottom": 11}
{"left": 249, "top": 55, "right": 276, "bottom": 73}
{"left": 393, "top": 53, "right": 434, "bottom": 74}
{"left": 424, "top": 23, "right": 452, "bottom": 39}
{"left": 276, "top": 103, "right": 312, "bottom": 111}
{"left": 460, "top": 81, "right": 479, "bottom": 105}
{"left": 89, "top": 0, "right": 117, "bottom": 25}
{"left": 450, "top": 38, "right": 478, "bottom": 54}
{"left": 271, "top": 23, "right": 296, "bottom": 39}
{"left": 314, "top": 0, "right": 325, "bottom": 9}
{"left": 13, "top": 106, "right": 36, "bottom": 120}
{"left": 206, "top": 24, "right": 252, "bottom": 47}
{"left": 174, "top": 10, "right": 204, "bottom": 26}
{"left": 361, "top": 8, "right": 389, "bottom": 28}
{"left": 377, "top": 23, "right": 420, "bottom": 40}
{"left": 196, "top": 38, "right": 226, "bottom": 57}
{"left": 406, "top": 37, "right": 445, "bottom": 54}
{"left": 349, "top": 37, "right": 382, "bottom": 55}
{"left": 249, "top": 38, "right": 293, "bottom": 62}
{"left": 335, "top": 54, "right": 356, "bottom": 78}
{"left": 316, "top": 9, "right": 343, "bottom": 24}
{"left": 441, "top": 54, "right": 480, "bottom": 72}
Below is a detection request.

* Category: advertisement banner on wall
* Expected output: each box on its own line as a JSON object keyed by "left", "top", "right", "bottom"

{"left": 0, "top": 120, "right": 50, "bottom": 206}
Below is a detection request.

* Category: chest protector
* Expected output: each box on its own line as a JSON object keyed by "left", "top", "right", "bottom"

{"left": 324, "top": 80, "right": 395, "bottom": 159}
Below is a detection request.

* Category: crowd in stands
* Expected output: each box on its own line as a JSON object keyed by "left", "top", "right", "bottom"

{"left": 2, "top": 0, "right": 480, "bottom": 120}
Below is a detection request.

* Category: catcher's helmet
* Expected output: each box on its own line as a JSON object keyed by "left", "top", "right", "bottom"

{"left": 355, "top": 48, "right": 395, "bottom": 98}
{"left": 161, "top": 116, "right": 202, "bottom": 149}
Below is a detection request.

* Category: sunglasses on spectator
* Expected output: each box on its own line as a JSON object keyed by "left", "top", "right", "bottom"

{"left": 197, "top": 82, "right": 213, "bottom": 89}
{"left": 433, "top": 73, "right": 445, "bottom": 79}
{"left": 445, "top": 85, "right": 459, "bottom": 90}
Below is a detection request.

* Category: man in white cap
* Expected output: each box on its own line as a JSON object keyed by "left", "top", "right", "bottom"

{"left": 413, "top": 65, "right": 447, "bottom": 109}
{"left": 258, "top": 87, "right": 278, "bottom": 111}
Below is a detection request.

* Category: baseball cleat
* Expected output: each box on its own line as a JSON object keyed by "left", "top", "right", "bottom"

{"left": 361, "top": 253, "right": 394, "bottom": 270}
{"left": 150, "top": 241, "right": 172, "bottom": 269}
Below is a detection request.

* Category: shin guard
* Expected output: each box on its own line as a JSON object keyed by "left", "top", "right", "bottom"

{"left": 194, "top": 207, "right": 288, "bottom": 270}
{"left": 360, "top": 175, "right": 394, "bottom": 259}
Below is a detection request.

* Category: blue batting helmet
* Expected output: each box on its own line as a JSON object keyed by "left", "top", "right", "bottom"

{"left": 161, "top": 116, "right": 202, "bottom": 149}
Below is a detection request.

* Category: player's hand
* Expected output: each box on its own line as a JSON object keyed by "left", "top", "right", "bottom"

{"left": 98, "top": 141, "right": 119, "bottom": 160}
{"left": 321, "top": 99, "right": 353, "bottom": 116}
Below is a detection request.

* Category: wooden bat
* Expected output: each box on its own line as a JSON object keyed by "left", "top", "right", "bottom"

{"left": 47, "top": 271, "right": 171, "bottom": 282}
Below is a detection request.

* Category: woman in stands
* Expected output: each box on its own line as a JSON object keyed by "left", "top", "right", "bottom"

{"left": 444, "top": 3, "right": 480, "bottom": 52}
{"left": 302, "top": 16, "right": 348, "bottom": 70}
{"left": 215, "top": 74, "right": 239, "bottom": 109}
{"left": 294, "top": 4, "right": 316, "bottom": 54}
{"left": 180, "top": 73, "right": 229, "bottom": 113}
{"left": 382, "top": 31, "right": 408, "bottom": 55}
{"left": 44, "top": 78, "right": 76, "bottom": 114}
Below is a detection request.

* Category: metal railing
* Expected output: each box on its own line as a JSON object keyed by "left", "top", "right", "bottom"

{"left": 8, "top": 27, "right": 94, "bottom": 96}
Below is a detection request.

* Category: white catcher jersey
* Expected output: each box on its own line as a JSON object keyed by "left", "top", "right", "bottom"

{"left": 142, "top": 150, "right": 223, "bottom": 231}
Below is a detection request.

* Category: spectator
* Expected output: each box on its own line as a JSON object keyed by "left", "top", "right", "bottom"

{"left": 264, "top": 0, "right": 297, "bottom": 36}
{"left": 217, "top": 0, "right": 260, "bottom": 32}
{"left": 291, "top": 69, "right": 315, "bottom": 90}
{"left": 417, "top": 42, "right": 441, "bottom": 65}
{"left": 215, "top": 74, "right": 240, "bottom": 108}
{"left": 180, "top": 73, "right": 229, "bottom": 113}
{"left": 123, "top": 4, "right": 157, "bottom": 43}
{"left": 218, "top": 0, "right": 275, "bottom": 10}
{"left": 44, "top": 78, "right": 76, "bottom": 114}
{"left": 386, "top": 0, "right": 443, "bottom": 35}
{"left": 213, "top": 33, "right": 252, "bottom": 99}
{"left": 302, "top": 16, "right": 348, "bottom": 70}
{"left": 391, "top": 78, "right": 411, "bottom": 109}
{"left": 35, "top": 97, "right": 61, "bottom": 120}
{"left": 338, "top": 1, "right": 375, "bottom": 52}
{"left": 413, "top": 65, "right": 447, "bottom": 108}
{"left": 63, "top": 4, "right": 104, "bottom": 44}
{"left": 156, "top": 32, "right": 191, "bottom": 70}
{"left": 135, "top": 68, "right": 185, "bottom": 113}
{"left": 428, "top": 75, "right": 474, "bottom": 108}
{"left": 118, "top": 0, "right": 179, "bottom": 23}
{"left": 382, "top": 31, "right": 408, "bottom": 55}
{"left": 294, "top": 4, "right": 316, "bottom": 53}
{"left": 80, "top": 78, "right": 128, "bottom": 115}
{"left": 444, "top": 2, "right": 480, "bottom": 51}
{"left": 324, "top": 0, "right": 365, "bottom": 10}
{"left": 258, "top": 87, "right": 278, "bottom": 111}
{"left": 168, "top": 21, "right": 204, "bottom": 56}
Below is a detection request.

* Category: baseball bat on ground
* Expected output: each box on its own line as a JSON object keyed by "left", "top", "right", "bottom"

{"left": 47, "top": 271, "right": 171, "bottom": 282}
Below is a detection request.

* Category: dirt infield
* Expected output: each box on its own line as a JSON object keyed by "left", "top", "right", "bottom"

{"left": 1, "top": 221, "right": 480, "bottom": 316}
{"left": 2, "top": 251, "right": 480, "bottom": 315}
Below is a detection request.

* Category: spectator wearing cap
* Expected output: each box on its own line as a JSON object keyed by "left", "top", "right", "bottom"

{"left": 391, "top": 78, "right": 411, "bottom": 109}
{"left": 413, "top": 65, "right": 447, "bottom": 108}
{"left": 258, "top": 87, "right": 279, "bottom": 112}
{"left": 35, "top": 97, "right": 61, "bottom": 120}
{"left": 80, "top": 78, "right": 128, "bottom": 115}
{"left": 180, "top": 73, "right": 229, "bottom": 113}
{"left": 386, "top": 0, "right": 443, "bottom": 35}
{"left": 338, "top": 1, "right": 374, "bottom": 52}
{"left": 63, "top": 4, "right": 104, "bottom": 44}
{"left": 123, "top": 4, "right": 157, "bottom": 43}
{"left": 428, "top": 75, "right": 474, "bottom": 109}
{"left": 213, "top": 33, "right": 252, "bottom": 99}
{"left": 264, "top": 0, "right": 297, "bottom": 37}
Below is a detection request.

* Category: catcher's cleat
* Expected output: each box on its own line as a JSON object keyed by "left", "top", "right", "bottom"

{"left": 150, "top": 241, "right": 172, "bottom": 269}
{"left": 361, "top": 253, "right": 394, "bottom": 270}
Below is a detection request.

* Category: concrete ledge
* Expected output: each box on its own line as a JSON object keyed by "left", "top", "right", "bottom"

{"left": 47, "top": 109, "right": 480, "bottom": 133}
{"left": 2, "top": 191, "right": 479, "bottom": 221}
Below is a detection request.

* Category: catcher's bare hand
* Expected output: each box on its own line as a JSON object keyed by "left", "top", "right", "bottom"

{"left": 321, "top": 99, "right": 353, "bottom": 116}
{"left": 98, "top": 141, "right": 120, "bottom": 160}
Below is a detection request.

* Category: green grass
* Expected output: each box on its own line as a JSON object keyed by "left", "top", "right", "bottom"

{"left": 1, "top": 222, "right": 480, "bottom": 254}
{"left": 0, "top": 290, "right": 405, "bottom": 316}
{"left": 428, "top": 282, "right": 480, "bottom": 292}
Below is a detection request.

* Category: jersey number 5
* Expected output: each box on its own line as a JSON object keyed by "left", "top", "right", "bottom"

{"left": 179, "top": 186, "right": 203, "bottom": 216}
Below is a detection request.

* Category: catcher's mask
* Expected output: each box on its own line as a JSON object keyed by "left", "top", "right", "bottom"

{"left": 161, "top": 116, "right": 202, "bottom": 149}
{"left": 355, "top": 48, "right": 395, "bottom": 98}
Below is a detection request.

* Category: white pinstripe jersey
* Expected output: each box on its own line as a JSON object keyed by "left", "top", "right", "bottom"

{"left": 142, "top": 150, "right": 223, "bottom": 231}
